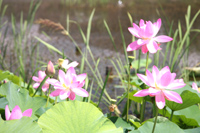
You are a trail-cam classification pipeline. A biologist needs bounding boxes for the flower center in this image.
[155,83,161,90]
[142,37,152,41]
[62,83,69,91]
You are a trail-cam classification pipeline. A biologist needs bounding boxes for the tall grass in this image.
[0,0,8,70]
[9,0,41,83]
[157,5,200,73]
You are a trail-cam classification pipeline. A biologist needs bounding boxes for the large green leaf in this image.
[38,100,123,133]
[173,105,200,127]
[184,127,200,133]
[0,70,23,86]
[131,116,184,133]
[160,105,200,127]
[0,97,8,109]
[0,117,41,133]
[0,82,46,113]
[166,85,200,111]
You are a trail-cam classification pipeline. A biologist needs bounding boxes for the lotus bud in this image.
[45,61,55,77]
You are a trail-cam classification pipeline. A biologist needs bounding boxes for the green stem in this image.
[140,97,146,122]
[170,110,174,121]
[32,75,48,97]
[55,96,58,104]
[126,64,131,122]
[140,52,149,122]
[46,84,51,107]
[137,50,141,74]
[145,52,149,75]
[152,107,159,133]
[153,99,156,117]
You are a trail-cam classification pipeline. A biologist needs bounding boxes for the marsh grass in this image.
[0,0,42,84]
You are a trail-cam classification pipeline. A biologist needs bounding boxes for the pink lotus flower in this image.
[5,105,32,120]
[50,67,89,100]
[127,18,173,54]
[192,82,200,93]
[58,58,79,69]
[134,66,186,109]
[32,71,57,92]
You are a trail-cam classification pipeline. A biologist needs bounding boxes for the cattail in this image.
[35,19,68,35]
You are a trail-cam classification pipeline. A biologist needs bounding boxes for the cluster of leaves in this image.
[0,70,123,132]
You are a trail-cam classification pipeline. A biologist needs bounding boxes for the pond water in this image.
[2,0,200,115]
[3,0,200,61]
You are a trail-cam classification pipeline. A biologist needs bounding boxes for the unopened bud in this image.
[45,61,55,77]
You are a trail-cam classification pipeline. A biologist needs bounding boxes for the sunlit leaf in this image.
[0,82,46,113]
[38,100,123,133]
[0,70,23,85]
[0,117,41,133]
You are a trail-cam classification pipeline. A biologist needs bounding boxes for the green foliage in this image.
[160,105,200,128]
[0,70,23,86]
[166,85,200,111]
[0,117,41,133]
[132,117,184,133]
[0,97,8,109]
[0,82,46,113]
[128,90,143,103]
[110,117,135,132]
[38,100,123,132]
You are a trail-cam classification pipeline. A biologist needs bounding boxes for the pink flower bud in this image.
[45,61,55,77]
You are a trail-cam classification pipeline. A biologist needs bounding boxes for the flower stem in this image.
[140,52,149,122]
[33,75,49,97]
[140,97,146,122]
[145,52,149,75]
[55,96,57,104]
[126,63,131,122]
[152,107,159,133]
[46,84,51,107]
[137,50,141,74]
[170,110,174,121]
[152,99,156,117]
